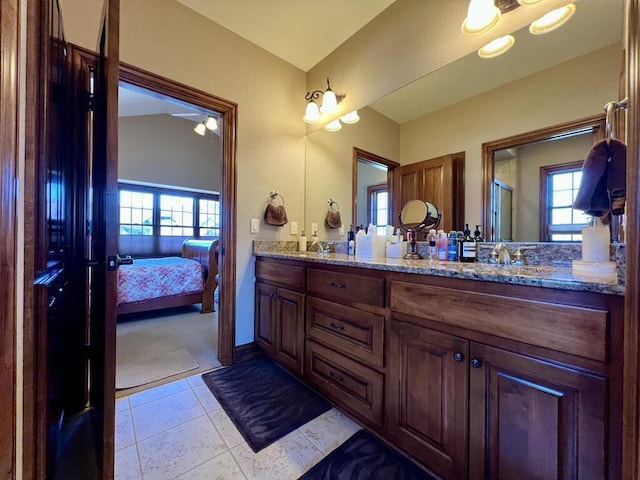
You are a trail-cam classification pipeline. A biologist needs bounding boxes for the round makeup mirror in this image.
[399,200,441,259]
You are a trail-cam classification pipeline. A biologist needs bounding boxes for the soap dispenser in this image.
[298,230,307,252]
[459,224,476,263]
[473,225,485,242]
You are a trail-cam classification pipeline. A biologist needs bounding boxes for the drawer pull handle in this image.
[330,282,347,289]
[330,322,346,331]
[329,371,345,383]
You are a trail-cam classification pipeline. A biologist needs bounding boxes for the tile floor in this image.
[115,371,361,480]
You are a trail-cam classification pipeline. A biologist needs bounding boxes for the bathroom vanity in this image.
[254,250,623,480]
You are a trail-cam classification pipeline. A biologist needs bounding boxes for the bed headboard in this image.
[182,239,219,280]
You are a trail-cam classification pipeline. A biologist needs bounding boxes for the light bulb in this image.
[324,119,342,132]
[461,0,501,35]
[340,111,360,124]
[529,4,576,35]
[194,122,206,136]
[303,101,320,123]
[478,34,515,58]
[205,116,218,130]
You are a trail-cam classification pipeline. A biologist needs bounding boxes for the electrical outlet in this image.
[339,225,345,235]
[250,218,259,233]
[311,222,318,235]
[290,221,298,235]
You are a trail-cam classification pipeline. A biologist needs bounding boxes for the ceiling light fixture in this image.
[324,119,342,132]
[478,34,515,58]
[303,77,339,123]
[529,3,576,35]
[461,0,501,35]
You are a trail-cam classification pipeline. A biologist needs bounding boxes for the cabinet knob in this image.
[470,358,481,368]
[271,293,278,299]
[453,352,464,362]
[330,322,346,331]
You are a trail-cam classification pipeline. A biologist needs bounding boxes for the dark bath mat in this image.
[298,430,438,480]
[201,358,331,452]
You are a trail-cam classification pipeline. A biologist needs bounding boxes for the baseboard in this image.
[234,342,264,363]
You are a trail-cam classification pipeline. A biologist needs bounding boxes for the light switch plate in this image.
[250,218,259,233]
[290,221,298,235]
[339,225,345,235]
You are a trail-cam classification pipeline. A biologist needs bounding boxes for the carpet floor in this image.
[298,429,438,480]
[202,357,332,452]
[116,304,221,396]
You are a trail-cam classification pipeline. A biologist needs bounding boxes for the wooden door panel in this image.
[276,288,305,375]
[254,282,277,355]
[387,320,468,480]
[469,343,607,480]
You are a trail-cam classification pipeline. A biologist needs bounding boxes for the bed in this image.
[116,239,219,315]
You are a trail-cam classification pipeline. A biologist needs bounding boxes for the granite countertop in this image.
[254,250,625,296]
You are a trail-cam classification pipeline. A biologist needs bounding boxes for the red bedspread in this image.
[117,257,204,305]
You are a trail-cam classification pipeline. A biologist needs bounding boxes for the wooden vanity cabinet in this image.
[254,260,305,376]
[388,276,622,480]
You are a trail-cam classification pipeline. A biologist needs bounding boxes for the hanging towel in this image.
[573,138,627,219]
[325,200,341,229]
[264,193,288,226]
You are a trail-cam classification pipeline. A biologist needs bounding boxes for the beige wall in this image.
[400,44,620,231]
[119,114,221,191]
[60,0,307,345]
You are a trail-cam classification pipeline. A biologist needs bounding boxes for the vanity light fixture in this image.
[461,0,501,35]
[340,110,360,124]
[529,3,576,35]
[205,116,218,131]
[303,77,339,123]
[478,34,515,58]
[194,121,206,136]
[324,119,342,132]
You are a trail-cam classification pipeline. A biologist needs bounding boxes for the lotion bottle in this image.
[298,231,307,252]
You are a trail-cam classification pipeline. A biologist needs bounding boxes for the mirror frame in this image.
[352,147,400,231]
[481,113,606,242]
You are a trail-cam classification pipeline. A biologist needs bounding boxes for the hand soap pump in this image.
[473,225,485,242]
[459,224,476,263]
[299,230,307,252]
[348,225,356,255]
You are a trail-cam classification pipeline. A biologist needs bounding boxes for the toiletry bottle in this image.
[395,228,403,243]
[474,225,485,242]
[427,229,437,260]
[348,225,356,255]
[448,231,458,261]
[460,224,476,263]
[299,230,307,252]
[437,230,448,261]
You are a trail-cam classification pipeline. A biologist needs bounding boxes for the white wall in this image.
[119,114,221,191]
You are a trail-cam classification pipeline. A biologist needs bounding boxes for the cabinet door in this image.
[468,343,607,480]
[387,320,468,480]
[254,281,277,356]
[275,288,305,375]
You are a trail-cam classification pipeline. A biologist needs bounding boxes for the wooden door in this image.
[468,343,607,480]
[275,288,305,375]
[393,152,464,233]
[386,320,468,480]
[255,281,277,356]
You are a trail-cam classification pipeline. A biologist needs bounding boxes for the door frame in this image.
[0,0,20,476]
[119,63,237,366]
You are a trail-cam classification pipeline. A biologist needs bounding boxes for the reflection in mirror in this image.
[353,148,399,233]
[482,114,605,242]
[398,199,441,259]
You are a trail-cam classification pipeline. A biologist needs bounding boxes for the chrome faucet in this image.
[491,242,512,265]
[311,239,329,256]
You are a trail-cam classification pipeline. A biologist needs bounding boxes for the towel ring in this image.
[604,97,628,143]
[328,199,340,211]
[269,191,285,205]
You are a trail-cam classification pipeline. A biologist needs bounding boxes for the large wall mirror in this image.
[303,0,623,242]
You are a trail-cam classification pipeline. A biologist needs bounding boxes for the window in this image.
[367,183,388,235]
[119,183,219,238]
[541,161,589,242]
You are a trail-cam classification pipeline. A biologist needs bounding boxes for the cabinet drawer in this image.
[306,297,384,368]
[307,268,384,307]
[306,340,384,426]
[390,280,609,363]
[256,260,304,290]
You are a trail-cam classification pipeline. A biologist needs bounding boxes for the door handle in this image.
[106,254,134,271]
